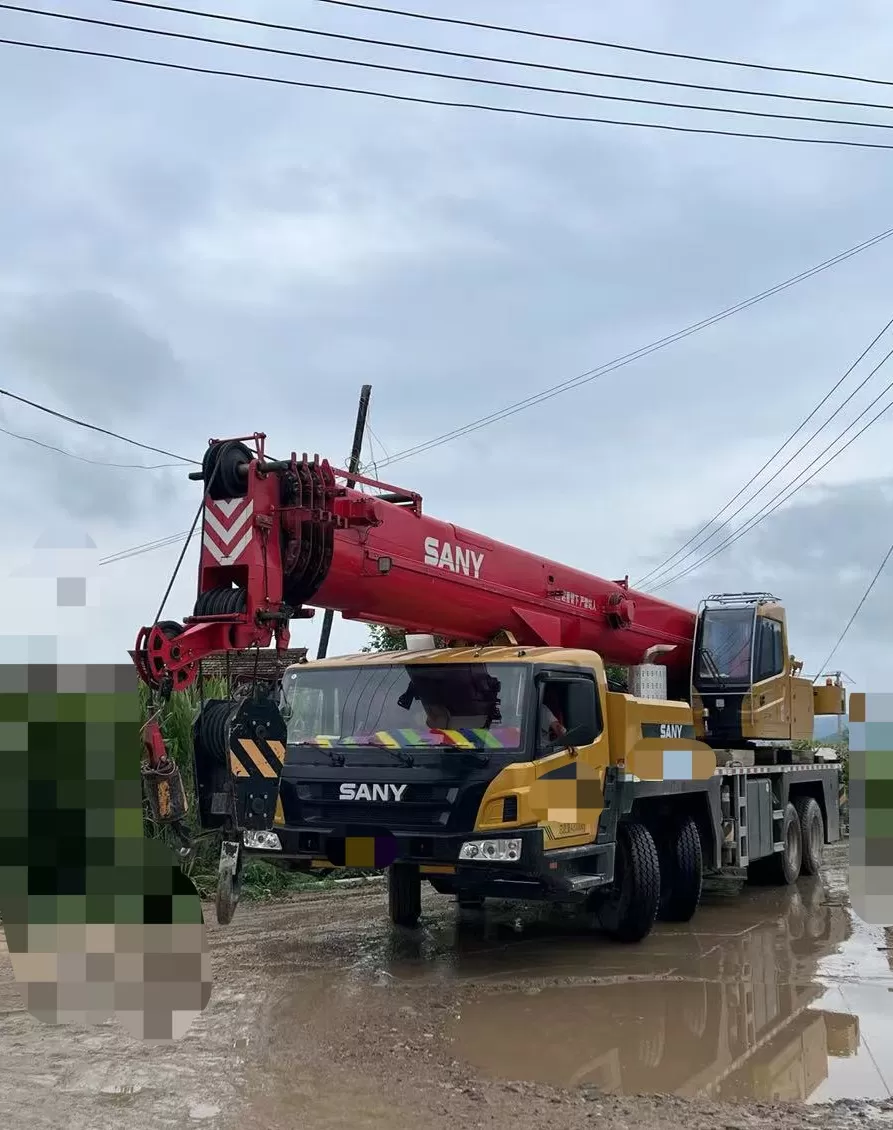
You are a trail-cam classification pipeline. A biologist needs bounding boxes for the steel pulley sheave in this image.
[201,440,254,501]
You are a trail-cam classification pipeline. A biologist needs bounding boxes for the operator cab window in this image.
[753,617,784,683]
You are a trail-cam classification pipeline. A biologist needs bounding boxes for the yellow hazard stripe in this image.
[238,738,277,779]
[229,751,249,777]
[442,729,474,748]
[274,797,285,825]
[267,740,286,765]
[375,730,401,749]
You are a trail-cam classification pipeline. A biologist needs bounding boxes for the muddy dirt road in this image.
[2,841,893,1130]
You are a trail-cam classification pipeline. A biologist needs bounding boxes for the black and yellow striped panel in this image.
[228,735,286,780]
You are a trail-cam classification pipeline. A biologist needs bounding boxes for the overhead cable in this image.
[107,0,893,116]
[7,5,893,133]
[0,387,197,463]
[307,0,893,92]
[376,226,893,469]
[636,309,893,588]
[650,366,893,590]
[5,37,893,150]
[813,537,893,677]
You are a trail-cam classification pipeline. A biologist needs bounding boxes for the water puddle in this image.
[270,852,892,1104]
[436,876,893,1102]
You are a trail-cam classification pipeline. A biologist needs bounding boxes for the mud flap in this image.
[225,697,288,831]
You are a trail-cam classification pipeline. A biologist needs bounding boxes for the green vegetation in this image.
[139,676,367,902]
[793,730,849,809]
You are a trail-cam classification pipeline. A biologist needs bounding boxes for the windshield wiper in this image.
[699,647,727,689]
[290,740,346,767]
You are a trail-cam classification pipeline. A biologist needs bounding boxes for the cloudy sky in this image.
[1,0,892,696]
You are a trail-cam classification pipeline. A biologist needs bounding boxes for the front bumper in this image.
[243,824,615,897]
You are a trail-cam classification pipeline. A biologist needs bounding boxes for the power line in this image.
[9,5,893,134]
[0,387,197,463]
[308,0,893,92]
[650,370,893,591]
[0,423,186,468]
[99,529,193,565]
[813,536,893,677]
[376,225,893,470]
[89,224,893,567]
[107,0,893,117]
[636,309,893,588]
[5,36,893,150]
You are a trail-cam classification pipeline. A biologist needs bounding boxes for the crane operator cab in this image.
[690,592,832,752]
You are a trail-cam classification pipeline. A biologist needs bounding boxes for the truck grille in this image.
[289,780,486,832]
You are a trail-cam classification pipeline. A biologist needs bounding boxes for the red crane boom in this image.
[133,435,696,692]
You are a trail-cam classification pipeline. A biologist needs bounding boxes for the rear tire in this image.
[658,815,703,922]
[794,795,824,876]
[748,802,802,886]
[597,822,660,944]
[388,862,421,927]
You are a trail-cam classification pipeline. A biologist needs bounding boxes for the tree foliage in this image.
[362,624,408,652]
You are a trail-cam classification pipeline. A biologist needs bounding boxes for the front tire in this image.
[658,815,703,922]
[388,862,421,927]
[597,822,660,944]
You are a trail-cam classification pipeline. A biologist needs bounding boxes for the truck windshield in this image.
[282,662,528,752]
[696,607,754,684]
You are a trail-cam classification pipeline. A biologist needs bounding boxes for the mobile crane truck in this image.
[133,434,845,943]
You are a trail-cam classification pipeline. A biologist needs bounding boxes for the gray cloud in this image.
[655,478,893,673]
[3,289,180,412]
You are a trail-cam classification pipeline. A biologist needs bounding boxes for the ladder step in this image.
[772,809,784,819]
[568,874,609,892]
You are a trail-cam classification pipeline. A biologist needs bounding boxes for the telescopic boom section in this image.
[132,435,696,692]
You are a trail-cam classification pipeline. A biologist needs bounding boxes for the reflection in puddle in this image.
[438,877,893,1102]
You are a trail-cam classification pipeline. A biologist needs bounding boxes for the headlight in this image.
[243,830,282,851]
[459,838,522,862]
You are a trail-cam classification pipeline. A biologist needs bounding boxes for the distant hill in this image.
[814,714,848,739]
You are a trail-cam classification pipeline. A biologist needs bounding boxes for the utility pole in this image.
[316,384,372,660]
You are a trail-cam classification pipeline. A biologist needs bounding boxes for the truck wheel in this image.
[794,796,824,876]
[597,822,660,944]
[748,802,802,886]
[388,862,421,927]
[658,815,703,922]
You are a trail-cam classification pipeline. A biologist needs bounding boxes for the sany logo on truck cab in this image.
[340,783,407,802]
[424,536,484,579]
[641,721,696,740]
